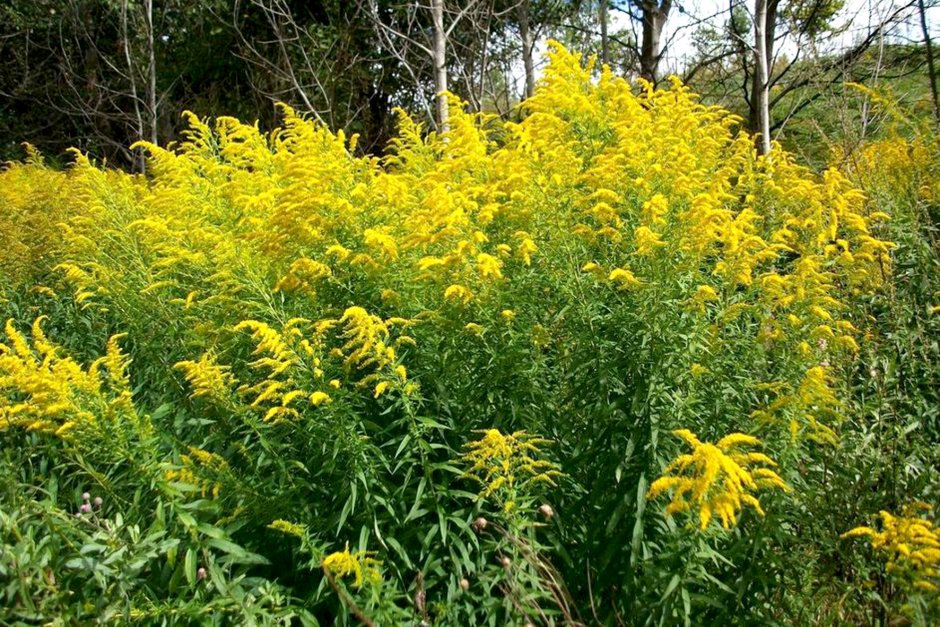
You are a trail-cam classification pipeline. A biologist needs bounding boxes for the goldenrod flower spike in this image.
[165,446,230,499]
[321,543,382,588]
[174,352,235,401]
[1,317,148,440]
[460,429,562,504]
[268,519,306,539]
[648,429,789,531]
[842,503,940,594]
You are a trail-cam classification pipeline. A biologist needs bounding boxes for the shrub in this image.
[1,43,936,624]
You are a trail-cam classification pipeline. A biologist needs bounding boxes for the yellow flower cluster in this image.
[268,519,307,538]
[0,44,898,538]
[231,318,331,422]
[461,429,562,512]
[165,446,230,498]
[173,352,235,402]
[0,148,70,290]
[647,429,789,530]
[842,504,940,594]
[751,365,842,444]
[321,543,382,588]
[171,306,416,425]
[0,317,148,441]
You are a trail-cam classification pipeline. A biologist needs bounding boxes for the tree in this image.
[0,0,263,166]
[518,0,537,98]
[754,0,773,154]
[431,0,449,130]
[916,0,939,126]
[634,0,674,83]
[233,0,400,152]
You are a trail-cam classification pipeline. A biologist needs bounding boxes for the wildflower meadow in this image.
[1,44,939,625]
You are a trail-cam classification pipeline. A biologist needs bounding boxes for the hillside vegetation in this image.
[1,45,938,625]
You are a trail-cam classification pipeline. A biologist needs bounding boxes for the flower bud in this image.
[197,567,207,581]
[499,555,511,568]
[82,492,90,501]
[538,503,554,518]
[459,578,470,591]
[93,496,103,508]
[80,503,91,513]
[472,516,488,532]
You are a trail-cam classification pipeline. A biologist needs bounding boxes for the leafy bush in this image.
[1,44,937,624]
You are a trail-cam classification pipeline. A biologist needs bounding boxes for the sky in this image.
[604,0,939,75]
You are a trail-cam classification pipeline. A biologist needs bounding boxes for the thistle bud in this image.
[499,555,511,568]
[80,503,91,513]
[82,492,90,501]
[197,567,207,581]
[459,578,470,591]
[538,503,554,518]
[472,516,488,532]
[93,496,103,508]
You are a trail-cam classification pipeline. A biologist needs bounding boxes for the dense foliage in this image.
[1,45,938,625]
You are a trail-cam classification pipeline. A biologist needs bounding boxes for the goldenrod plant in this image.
[647,429,789,530]
[843,504,940,619]
[0,44,937,624]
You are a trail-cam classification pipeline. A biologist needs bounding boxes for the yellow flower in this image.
[460,429,562,504]
[642,193,669,225]
[694,285,719,303]
[842,503,940,594]
[516,233,538,266]
[174,352,234,401]
[581,261,604,277]
[309,391,331,406]
[476,253,503,280]
[374,381,390,398]
[633,226,666,255]
[444,284,473,305]
[608,267,642,290]
[362,228,398,260]
[274,257,332,293]
[464,322,485,336]
[648,429,789,530]
[335,307,396,371]
[321,543,381,588]
[500,309,516,322]
[165,447,229,498]
[268,519,306,538]
[0,318,148,442]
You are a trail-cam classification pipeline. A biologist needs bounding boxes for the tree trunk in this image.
[753,0,773,155]
[121,0,145,171]
[431,0,449,132]
[599,0,609,66]
[917,0,940,127]
[639,1,672,84]
[144,0,157,146]
[519,0,536,99]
